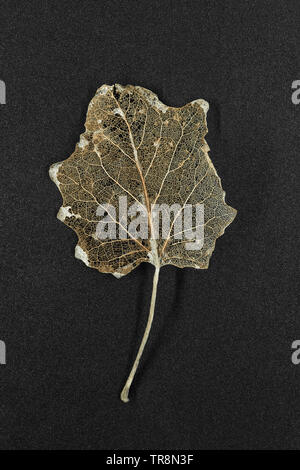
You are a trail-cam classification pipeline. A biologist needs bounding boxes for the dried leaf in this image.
[49,84,236,402]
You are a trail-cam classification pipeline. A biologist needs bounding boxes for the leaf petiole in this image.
[120,265,160,403]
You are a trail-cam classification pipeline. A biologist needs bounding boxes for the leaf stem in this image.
[120,265,160,403]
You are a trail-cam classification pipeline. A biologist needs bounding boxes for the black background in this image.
[0,0,299,450]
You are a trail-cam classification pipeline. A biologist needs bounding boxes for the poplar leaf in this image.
[49,84,236,402]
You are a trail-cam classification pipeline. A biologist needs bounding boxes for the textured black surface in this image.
[0,0,299,450]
